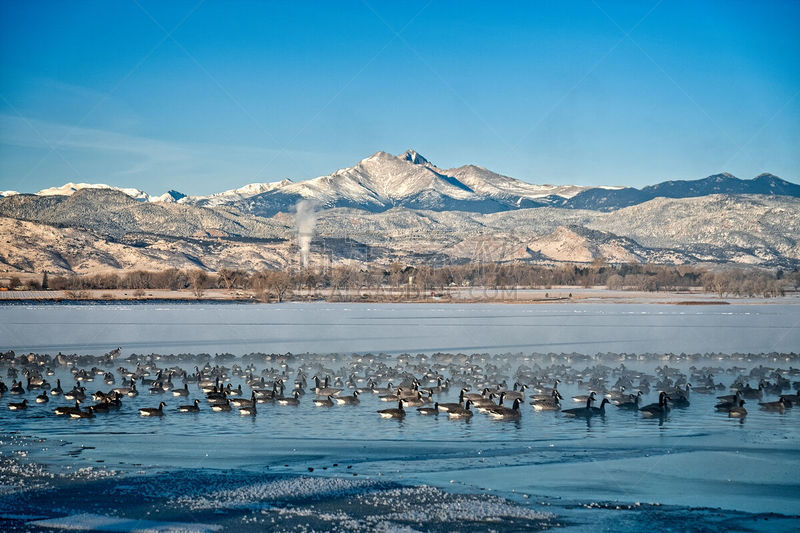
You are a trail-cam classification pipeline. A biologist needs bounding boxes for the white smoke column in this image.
[294,200,317,268]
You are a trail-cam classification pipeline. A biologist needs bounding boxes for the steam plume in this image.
[294,200,317,268]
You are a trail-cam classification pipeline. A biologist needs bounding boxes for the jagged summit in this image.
[400,149,431,166]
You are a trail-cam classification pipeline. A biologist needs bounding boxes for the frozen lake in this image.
[1,302,799,531]
[1,301,799,355]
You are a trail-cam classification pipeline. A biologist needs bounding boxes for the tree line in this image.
[5,262,792,300]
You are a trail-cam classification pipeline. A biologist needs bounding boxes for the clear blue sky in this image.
[1,0,798,195]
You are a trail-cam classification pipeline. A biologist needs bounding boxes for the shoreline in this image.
[1,287,797,305]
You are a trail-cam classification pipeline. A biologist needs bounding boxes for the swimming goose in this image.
[571,391,596,404]
[370,382,395,395]
[172,383,190,397]
[401,391,426,407]
[377,399,406,418]
[36,390,49,403]
[54,401,81,416]
[531,390,562,411]
[739,384,763,400]
[759,398,786,413]
[715,392,742,411]
[276,390,301,406]
[563,397,608,417]
[69,405,94,418]
[487,398,522,420]
[437,390,466,412]
[8,399,27,410]
[728,399,747,418]
[178,399,201,412]
[230,391,257,408]
[503,384,528,401]
[64,386,86,401]
[417,402,439,415]
[335,391,360,405]
[10,380,25,395]
[313,395,335,407]
[239,401,257,416]
[313,376,342,397]
[211,399,232,412]
[70,406,95,419]
[464,388,490,402]
[640,392,670,417]
[50,379,63,396]
[615,391,643,410]
[447,399,473,419]
[139,401,166,416]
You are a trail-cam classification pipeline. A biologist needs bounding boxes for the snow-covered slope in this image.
[179,179,292,206]
[36,182,152,202]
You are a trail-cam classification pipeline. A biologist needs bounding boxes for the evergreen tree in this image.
[41,272,48,290]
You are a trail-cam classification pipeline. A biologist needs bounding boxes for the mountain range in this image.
[0,150,798,274]
[6,149,797,215]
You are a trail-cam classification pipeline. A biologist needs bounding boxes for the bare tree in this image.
[189,269,209,298]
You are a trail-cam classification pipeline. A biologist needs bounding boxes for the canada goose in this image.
[239,401,257,416]
[377,399,406,418]
[615,391,643,410]
[70,406,95,419]
[447,399,473,419]
[759,398,786,413]
[211,399,232,412]
[562,397,605,417]
[139,401,166,416]
[739,384,763,400]
[503,384,527,401]
[313,395,335,407]
[437,389,466,412]
[50,379,63,395]
[335,391,360,405]
[640,392,670,417]
[728,399,747,418]
[487,398,522,420]
[370,382,395,395]
[313,376,342,397]
[92,400,111,413]
[276,390,301,406]
[531,390,562,411]
[55,401,81,416]
[417,402,439,415]
[8,399,27,410]
[230,391,256,408]
[669,384,691,407]
[10,380,25,395]
[36,390,49,403]
[402,391,426,407]
[715,392,742,411]
[534,379,561,396]
[178,399,201,412]
[64,386,86,401]
[464,388,490,401]
[571,391,596,404]
[172,383,190,397]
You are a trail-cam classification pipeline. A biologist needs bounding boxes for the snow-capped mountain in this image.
[232,149,590,216]
[4,150,798,216]
[35,182,153,202]
[179,179,293,206]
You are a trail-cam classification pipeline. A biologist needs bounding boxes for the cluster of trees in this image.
[26,261,798,300]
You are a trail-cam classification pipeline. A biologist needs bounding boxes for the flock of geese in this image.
[2,351,799,424]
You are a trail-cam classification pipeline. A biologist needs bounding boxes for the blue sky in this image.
[1,0,798,195]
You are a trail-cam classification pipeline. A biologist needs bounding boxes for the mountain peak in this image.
[400,149,431,166]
